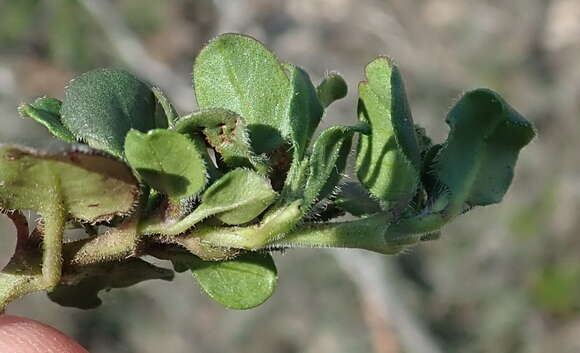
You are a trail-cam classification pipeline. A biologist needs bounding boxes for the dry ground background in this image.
[1,1,580,352]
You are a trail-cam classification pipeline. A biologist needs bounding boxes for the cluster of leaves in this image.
[0,33,535,310]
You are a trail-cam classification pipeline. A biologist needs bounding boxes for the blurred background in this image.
[0,0,579,352]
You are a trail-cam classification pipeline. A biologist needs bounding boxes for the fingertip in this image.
[0,315,89,353]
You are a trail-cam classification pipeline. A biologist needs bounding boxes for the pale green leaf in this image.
[188,253,277,310]
[124,129,207,199]
[0,145,140,222]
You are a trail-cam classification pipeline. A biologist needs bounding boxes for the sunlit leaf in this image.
[356,57,421,204]
[61,68,160,158]
[193,34,292,154]
[125,129,207,199]
[18,97,76,143]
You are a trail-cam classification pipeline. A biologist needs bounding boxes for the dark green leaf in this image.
[356,57,421,204]
[18,97,76,143]
[124,129,207,199]
[334,182,382,217]
[61,68,159,158]
[193,34,292,154]
[188,253,277,310]
[317,72,348,108]
[48,259,173,309]
[435,89,536,207]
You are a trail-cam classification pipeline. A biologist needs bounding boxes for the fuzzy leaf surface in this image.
[19,97,76,143]
[304,126,358,208]
[125,129,207,199]
[193,34,292,154]
[61,68,160,158]
[152,86,179,128]
[0,145,140,222]
[356,57,421,203]
[175,109,267,174]
[188,253,277,310]
[284,63,324,160]
[317,72,348,108]
[334,182,382,217]
[435,89,536,207]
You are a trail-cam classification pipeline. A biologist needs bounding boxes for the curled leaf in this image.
[18,97,76,143]
[356,57,421,204]
[317,72,348,108]
[175,109,268,174]
[48,259,174,309]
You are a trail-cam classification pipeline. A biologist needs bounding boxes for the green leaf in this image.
[0,145,140,222]
[388,89,535,237]
[356,57,421,204]
[198,168,277,225]
[193,34,292,154]
[435,89,536,207]
[175,109,268,174]
[152,86,179,128]
[188,253,277,310]
[284,63,324,160]
[303,126,359,208]
[317,72,348,108]
[124,129,207,199]
[47,259,173,309]
[141,168,277,234]
[334,182,382,217]
[18,97,76,143]
[61,68,159,158]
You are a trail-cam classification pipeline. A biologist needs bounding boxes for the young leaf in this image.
[61,68,160,158]
[141,168,277,234]
[435,89,536,208]
[317,72,348,108]
[124,129,207,199]
[356,57,421,204]
[284,63,324,160]
[303,126,359,208]
[18,97,76,143]
[197,168,277,225]
[152,86,179,128]
[193,34,292,154]
[0,145,140,222]
[175,109,268,174]
[188,253,277,310]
